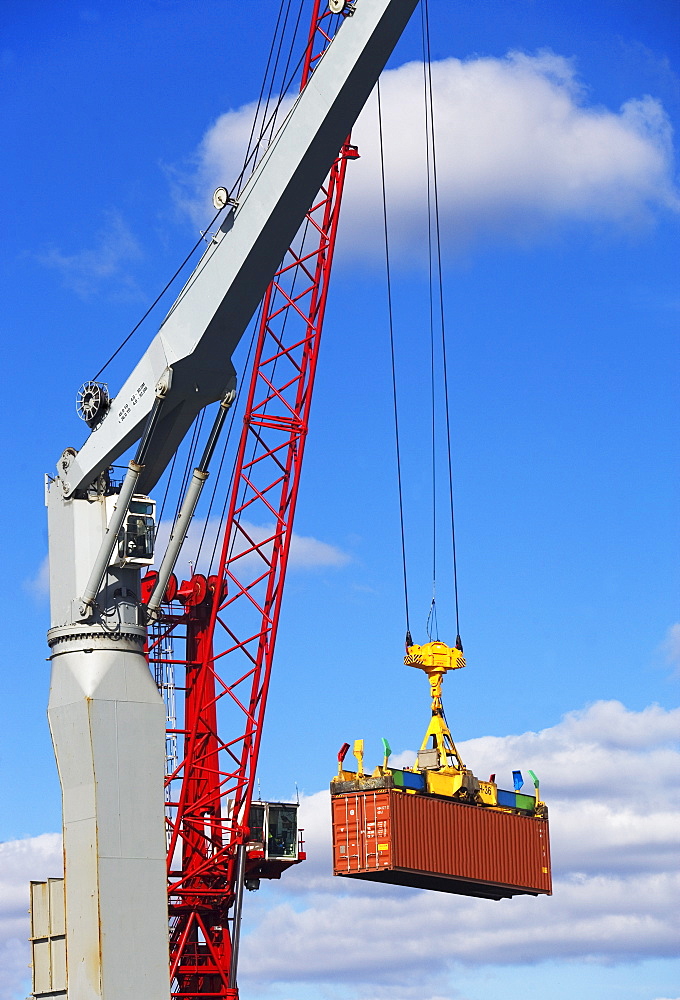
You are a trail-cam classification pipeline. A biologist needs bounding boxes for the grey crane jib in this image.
[62,0,419,499]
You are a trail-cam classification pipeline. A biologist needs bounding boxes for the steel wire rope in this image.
[422,0,438,642]
[167,46,314,325]
[241,0,290,183]
[91,208,223,382]
[260,0,305,153]
[423,0,462,644]
[193,303,264,574]
[208,214,313,579]
[255,0,295,160]
[203,8,346,578]
[152,6,342,581]
[100,13,307,382]
[165,22,327,329]
[90,4,330,384]
[188,8,339,578]
[234,10,322,199]
[171,407,206,544]
[276,1,307,114]
[377,79,411,643]
[232,6,343,200]
[155,450,178,539]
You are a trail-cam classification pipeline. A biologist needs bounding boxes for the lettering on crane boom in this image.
[118,382,148,422]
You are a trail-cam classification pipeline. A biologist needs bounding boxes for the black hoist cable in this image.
[377,79,411,646]
[241,0,290,185]
[92,0,338,388]
[422,1,438,642]
[91,209,222,382]
[422,0,462,644]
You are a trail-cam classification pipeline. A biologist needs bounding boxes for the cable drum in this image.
[76,381,110,428]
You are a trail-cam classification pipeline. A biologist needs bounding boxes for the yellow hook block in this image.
[405,641,465,701]
[404,640,466,673]
[405,640,468,772]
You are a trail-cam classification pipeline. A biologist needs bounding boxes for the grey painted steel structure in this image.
[42,2,418,997]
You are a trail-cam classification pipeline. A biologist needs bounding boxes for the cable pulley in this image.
[76,381,110,428]
[212,187,238,211]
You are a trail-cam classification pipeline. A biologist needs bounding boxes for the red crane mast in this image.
[144,5,356,996]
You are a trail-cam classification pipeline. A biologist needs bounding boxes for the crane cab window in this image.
[108,494,156,567]
[248,804,266,850]
[266,804,297,859]
[247,801,298,860]
[121,502,155,562]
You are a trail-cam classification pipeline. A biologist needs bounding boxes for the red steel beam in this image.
[145,4,357,996]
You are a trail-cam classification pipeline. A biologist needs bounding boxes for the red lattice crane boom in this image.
[146,5,357,996]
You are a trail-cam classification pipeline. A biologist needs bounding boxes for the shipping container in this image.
[332,788,551,900]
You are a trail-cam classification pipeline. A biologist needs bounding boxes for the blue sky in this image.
[1,2,678,999]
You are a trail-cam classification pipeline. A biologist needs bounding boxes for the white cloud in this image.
[172,95,295,228]
[0,834,62,1000]
[155,515,350,579]
[24,515,348,608]
[22,555,49,600]
[178,52,678,257]
[38,209,143,298]
[236,700,680,992]
[661,623,680,675]
[4,703,677,998]
[286,528,350,569]
[389,748,418,769]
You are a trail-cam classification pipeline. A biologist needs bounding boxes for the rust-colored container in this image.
[332,788,551,899]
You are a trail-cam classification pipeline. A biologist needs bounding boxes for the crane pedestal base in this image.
[47,625,170,999]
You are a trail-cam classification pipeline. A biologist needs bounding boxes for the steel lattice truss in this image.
[144,5,356,996]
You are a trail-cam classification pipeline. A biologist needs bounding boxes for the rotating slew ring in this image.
[76,381,110,428]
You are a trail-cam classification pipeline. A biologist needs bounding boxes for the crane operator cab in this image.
[104,493,156,568]
[244,801,306,889]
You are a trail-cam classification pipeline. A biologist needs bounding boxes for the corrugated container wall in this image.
[332,789,551,899]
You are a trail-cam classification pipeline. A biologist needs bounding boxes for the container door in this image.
[362,791,392,871]
[332,794,362,872]
[332,792,393,874]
